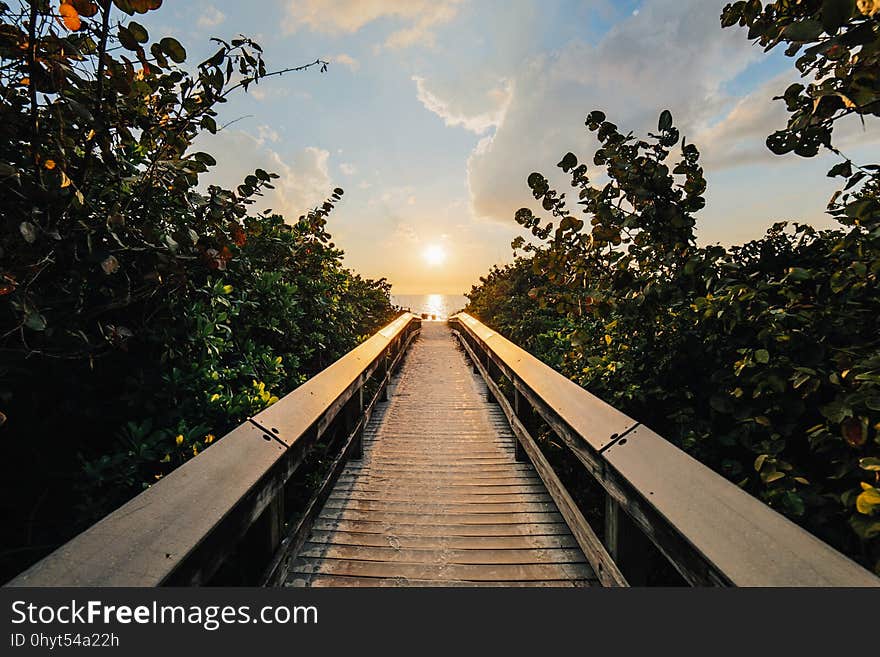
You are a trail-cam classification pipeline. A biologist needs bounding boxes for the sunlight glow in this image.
[423,244,447,266]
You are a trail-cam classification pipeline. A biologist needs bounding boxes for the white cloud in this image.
[269,146,334,217]
[458,0,767,223]
[255,124,280,145]
[197,6,225,29]
[413,75,512,134]
[333,53,360,71]
[340,162,357,175]
[196,130,335,219]
[283,0,463,49]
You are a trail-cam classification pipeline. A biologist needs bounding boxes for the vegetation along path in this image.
[287,322,596,587]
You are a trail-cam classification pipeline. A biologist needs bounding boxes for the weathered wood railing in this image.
[7,313,422,587]
[449,312,879,587]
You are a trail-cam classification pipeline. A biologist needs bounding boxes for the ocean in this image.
[391,294,469,320]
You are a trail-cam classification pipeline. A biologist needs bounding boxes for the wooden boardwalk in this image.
[287,322,597,587]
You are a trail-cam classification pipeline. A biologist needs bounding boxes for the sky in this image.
[139,0,879,294]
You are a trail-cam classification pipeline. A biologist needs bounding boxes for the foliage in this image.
[0,1,396,579]
[468,2,880,573]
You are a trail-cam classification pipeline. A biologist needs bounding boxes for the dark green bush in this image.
[468,1,880,573]
[0,0,396,580]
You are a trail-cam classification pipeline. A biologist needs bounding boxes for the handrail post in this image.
[604,494,650,585]
[380,351,390,402]
[349,384,365,460]
[512,388,527,462]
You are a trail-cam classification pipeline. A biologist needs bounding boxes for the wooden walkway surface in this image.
[287,322,597,587]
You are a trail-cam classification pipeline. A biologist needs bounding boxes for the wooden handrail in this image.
[449,312,879,587]
[7,313,422,587]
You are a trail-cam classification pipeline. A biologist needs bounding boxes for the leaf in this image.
[859,457,880,471]
[19,222,36,243]
[782,19,824,42]
[128,21,149,43]
[822,0,855,34]
[658,109,673,132]
[841,417,867,447]
[827,161,852,178]
[160,37,186,63]
[71,1,99,18]
[755,348,770,364]
[786,267,811,281]
[59,3,82,31]
[101,255,120,275]
[754,454,768,471]
[24,311,47,331]
[557,152,578,172]
[856,484,880,515]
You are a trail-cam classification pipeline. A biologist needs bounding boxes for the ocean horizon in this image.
[391,294,469,319]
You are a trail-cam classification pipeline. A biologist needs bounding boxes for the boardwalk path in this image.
[287,322,597,587]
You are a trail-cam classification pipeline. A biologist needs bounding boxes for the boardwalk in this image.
[287,322,597,587]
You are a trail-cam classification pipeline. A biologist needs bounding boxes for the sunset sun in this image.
[423,244,447,266]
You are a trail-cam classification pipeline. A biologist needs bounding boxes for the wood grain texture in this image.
[287,322,597,587]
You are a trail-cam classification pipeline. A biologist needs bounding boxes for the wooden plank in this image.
[327,492,553,504]
[290,557,595,582]
[288,575,589,587]
[306,530,579,550]
[320,500,559,514]
[318,509,565,525]
[329,484,549,495]
[309,519,574,537]
[298,543,587,565]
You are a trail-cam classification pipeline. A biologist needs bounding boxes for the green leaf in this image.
[24,311,47,331]
[763,471,786,483]
[557,152,578,172]
[658,109,673,132]
[786,267,812,281]
[821,0,854,35]
[860,457,880,472]
[782,19,824,42]
[160,37,187,63]
[755,348,770,364]
[754,454,768,471]
[128,21,149,44]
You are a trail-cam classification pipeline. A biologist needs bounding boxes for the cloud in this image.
[339,162,357,175]
[454,0,770,224]
[283,0,463,49]
[196,129,335,219]
[255,125,280,145]
[268,146,334,217]
[333,53,360,71]
[197,6,225,29]
[413,75,512,134]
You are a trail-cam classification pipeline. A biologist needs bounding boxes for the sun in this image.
[423,244,447,266]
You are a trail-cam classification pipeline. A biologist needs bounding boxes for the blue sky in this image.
[139,1,878,294]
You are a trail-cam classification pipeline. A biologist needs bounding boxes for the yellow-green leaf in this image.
[856,485,880,515]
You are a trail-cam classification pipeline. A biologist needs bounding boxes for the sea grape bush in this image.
[467,1,880,573]
[0,1,396,579]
